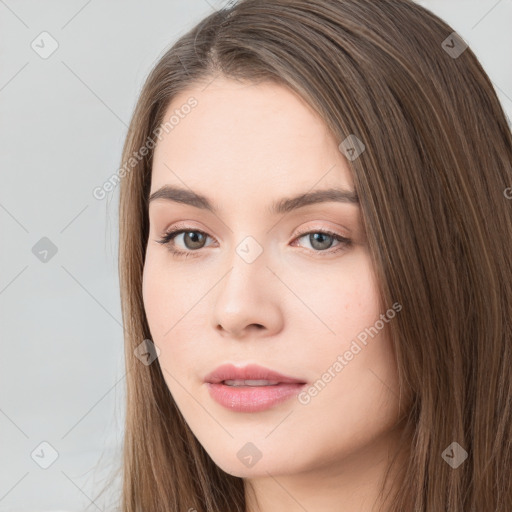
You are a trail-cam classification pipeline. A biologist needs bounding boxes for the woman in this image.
[113,0,512,510]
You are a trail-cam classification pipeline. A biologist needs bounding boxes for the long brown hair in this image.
[110,1,512,510]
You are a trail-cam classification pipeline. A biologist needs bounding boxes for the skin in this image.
[142,76,407,512]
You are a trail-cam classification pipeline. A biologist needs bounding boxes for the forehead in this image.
[150,77,354,199]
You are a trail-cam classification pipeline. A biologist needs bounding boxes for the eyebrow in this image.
[148,185,359,215]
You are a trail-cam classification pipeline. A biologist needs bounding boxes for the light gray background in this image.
[0,1,510,510]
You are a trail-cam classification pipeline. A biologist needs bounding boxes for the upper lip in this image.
[204,363,307,384]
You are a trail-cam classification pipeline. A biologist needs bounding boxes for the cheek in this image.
[141,253,207,375]
[337,253,382,340]
[288,250,382,348]
[293,251,397,404]
[142,252,192,337]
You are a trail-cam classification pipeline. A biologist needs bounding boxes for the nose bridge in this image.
[219,234,268,303]
[212,233,281,336]
[235,233,266,266]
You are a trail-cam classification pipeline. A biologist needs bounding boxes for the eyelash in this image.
[156,224,352,259]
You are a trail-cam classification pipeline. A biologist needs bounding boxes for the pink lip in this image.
[204,363,307,413]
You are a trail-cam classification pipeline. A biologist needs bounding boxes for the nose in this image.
[211,249,283,339]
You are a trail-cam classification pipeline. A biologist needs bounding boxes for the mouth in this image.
[204,364,307,412]
[204,363,307,385]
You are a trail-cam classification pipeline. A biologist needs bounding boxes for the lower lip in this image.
[206,382,307,412]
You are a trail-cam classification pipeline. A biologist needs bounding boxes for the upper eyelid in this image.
[160,218,351,237]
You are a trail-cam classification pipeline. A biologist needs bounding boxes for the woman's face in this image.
[143,77,403,480]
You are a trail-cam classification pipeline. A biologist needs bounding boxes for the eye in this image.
[292,228,352,254]
[156,225,352,258]
[156,227,213,258]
